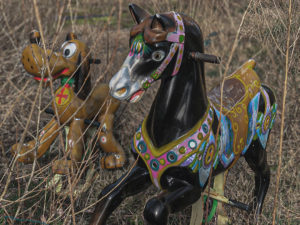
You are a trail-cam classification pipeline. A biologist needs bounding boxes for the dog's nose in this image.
[30,30,41,44]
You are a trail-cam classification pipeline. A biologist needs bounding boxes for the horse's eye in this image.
[61,42,77,58]
[151,50,165,62]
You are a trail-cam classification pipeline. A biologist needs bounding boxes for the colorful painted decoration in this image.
[132,106,213,188]
[90,4,277,225]
[11,30,125,173]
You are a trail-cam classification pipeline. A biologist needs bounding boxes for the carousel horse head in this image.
[109,4,218,103]
[22,30,100,98]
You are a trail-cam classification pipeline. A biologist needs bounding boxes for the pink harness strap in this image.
[142,12,185,89]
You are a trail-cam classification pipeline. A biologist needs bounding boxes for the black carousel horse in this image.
[90,4,277,225]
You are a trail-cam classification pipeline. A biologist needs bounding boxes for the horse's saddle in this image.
[208,59,261,156]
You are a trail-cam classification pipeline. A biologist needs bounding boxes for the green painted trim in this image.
[60,77,74,86]
[203,196,218,223]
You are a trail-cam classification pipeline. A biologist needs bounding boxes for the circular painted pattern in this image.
[159,158,166,165]
[236,107,242,113]
[138,141,147,153]
[151,72,160,80]
[136,132,141,140]
[144,153,150,160]
[202,124,209,134]
[179,146,186,154]
[143,81,150,89]
[100,136,107,143]
[150,159,160,171]
[188,140,197,150]
[198,132,203,140]
[55,86,72,106]
[262,113,271,134]
[204,144,215,168]
[167,151,177,163]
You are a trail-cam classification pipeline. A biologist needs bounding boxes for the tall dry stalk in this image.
[272,0,292,224]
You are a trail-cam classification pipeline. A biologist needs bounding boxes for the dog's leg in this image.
[98,98,125,169]
[52,118,85,174]
[11,118,59,163]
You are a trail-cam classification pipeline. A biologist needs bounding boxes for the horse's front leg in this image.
[90,158,151,225]
[11,118,59,163]
[144,174,202,225]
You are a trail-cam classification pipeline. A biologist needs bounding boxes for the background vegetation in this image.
[0,0,299,224]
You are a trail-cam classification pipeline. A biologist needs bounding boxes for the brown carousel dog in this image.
[11,30,125,173]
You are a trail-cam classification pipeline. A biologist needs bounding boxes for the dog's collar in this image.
[60,77,74,87]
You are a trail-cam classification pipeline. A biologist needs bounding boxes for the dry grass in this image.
[0,0,299,224]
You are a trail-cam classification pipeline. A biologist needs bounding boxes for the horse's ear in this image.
[66,32,77,41]
[151,14,165,31]
[129,3,150,24]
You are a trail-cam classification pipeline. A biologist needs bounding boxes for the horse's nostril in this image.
[116,88,127,96]
[31,66,34,70]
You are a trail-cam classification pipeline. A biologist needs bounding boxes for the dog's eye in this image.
[62,43,77,58]
[151,50,165,62]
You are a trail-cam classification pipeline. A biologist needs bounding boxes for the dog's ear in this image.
[66,32,77,41]
[74,53,91,99]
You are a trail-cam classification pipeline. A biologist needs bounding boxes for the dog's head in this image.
[22,30,100,83]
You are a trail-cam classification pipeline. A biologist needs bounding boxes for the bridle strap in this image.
[142,12,185,90]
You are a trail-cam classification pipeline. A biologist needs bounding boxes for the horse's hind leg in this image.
[244,139,270,215]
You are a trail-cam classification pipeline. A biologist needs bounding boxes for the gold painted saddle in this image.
[208,59,261,160]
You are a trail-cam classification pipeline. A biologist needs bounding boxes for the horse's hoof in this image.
[52,159,73,174]
[11,143,34,163]
[100,154,125,169]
